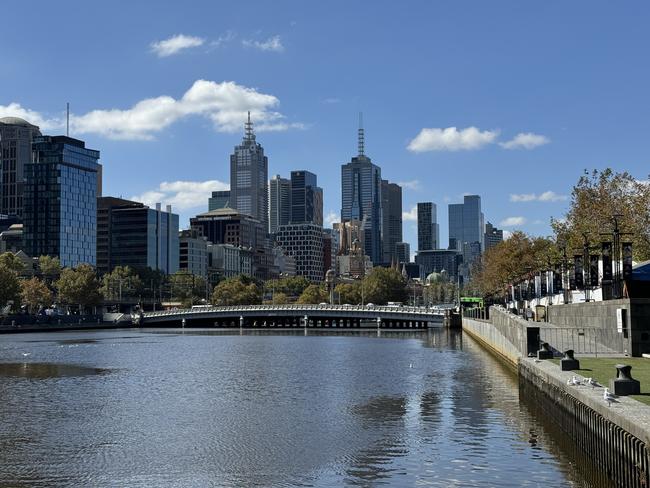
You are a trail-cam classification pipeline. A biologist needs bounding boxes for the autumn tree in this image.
[334,282,362,305]
[21,277,53,314]
[38,255,62,282]
[552,169,650,260]
[212,275,262,306]
[264,276,310,298]
[55,264,102,313]
[0,266,21,312]
[0,252,25,273]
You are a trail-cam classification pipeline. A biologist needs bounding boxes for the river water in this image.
[0,328,609,487]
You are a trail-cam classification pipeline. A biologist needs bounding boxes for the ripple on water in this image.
[0,363,111,379]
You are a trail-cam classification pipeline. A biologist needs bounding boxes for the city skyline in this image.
[2,1,650,257]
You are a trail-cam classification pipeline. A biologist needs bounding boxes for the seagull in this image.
[604,388,616,407]
[567,375,581,386]
[22,353,30,357]
[409,363,413,369]
[585,377,598,389]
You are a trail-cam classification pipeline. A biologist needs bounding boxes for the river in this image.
[0,328,609,487]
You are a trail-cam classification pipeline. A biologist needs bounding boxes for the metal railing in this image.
[539,327,626,356]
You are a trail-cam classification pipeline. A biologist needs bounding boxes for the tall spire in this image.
[358,111,364,157]
[245,111,255,141]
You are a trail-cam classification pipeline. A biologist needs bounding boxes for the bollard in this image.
[609,364,641,396]
[537,342,553,360]
[560,349,580,371]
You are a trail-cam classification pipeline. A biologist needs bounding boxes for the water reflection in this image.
[0,362,109,379]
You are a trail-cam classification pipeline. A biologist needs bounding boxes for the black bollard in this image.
[609,364,641,396]
[537,342,553,360]
[560,349,580,371]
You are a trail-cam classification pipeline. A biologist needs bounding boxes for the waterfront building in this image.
[340,117,382,264]
[269,175,291,234]
[23,136,100,267]
[417,202,439,251]
[395,242,410,265]
[179,229,208,278]
[415,249,460,280]
[97,197,179,275]
[484,221,504,251]
[290,170,323,226]
[229,113,268,229]
[381,180,402,265]
[0,117,41,218]
[208,190,231,212]
[275,223,324,282]
[206,243,253,283]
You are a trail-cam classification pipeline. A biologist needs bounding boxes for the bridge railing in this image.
[142,304,444,318]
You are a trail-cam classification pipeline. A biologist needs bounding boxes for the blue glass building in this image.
[23,136,100,267]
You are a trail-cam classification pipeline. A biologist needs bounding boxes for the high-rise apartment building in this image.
[448,195,484,252]
[275,223,324,282]
[97,197,179,275]
[208,190,230,212]
[290,170,323,226]
[0,117,41,218]
[484,221,504,251]
[269,175,290,234]
[23,136,100,267]
[417,202,439,251]
[340,118,382,264]
[229,113,268,229]
[381,180,402,265]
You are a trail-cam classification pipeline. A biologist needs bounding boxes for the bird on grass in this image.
[604,388,616,407]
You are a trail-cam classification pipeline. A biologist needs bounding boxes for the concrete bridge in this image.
[138,304,444,329]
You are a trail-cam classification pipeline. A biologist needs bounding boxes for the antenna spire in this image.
[245,111,255,141]
[358,112,365,156]
[66,102,70,137]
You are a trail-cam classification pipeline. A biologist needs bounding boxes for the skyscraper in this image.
[230,113,268,230]
[0,117,41,218]
[340,115,382,264]
[417,202,439,251]
[23,136,100,267]
[290,170,323,225]
[448,195,483,251]
[269,175,290,234]
[484,221,504,251]
[395,242,410,265]
[208,190,230,211]
[381,180,402,265]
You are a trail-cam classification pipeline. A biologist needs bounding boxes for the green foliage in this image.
[38,255,61,281]
[423,281,458,305]
[0,252,24,273]
[363,267,408,305]
[552,169,650,261]
[335,282,362,305]
[54,264,102,312]
[0,266,21,312]
[100,266,144,301]
[20,277,53,314]
[168,270,209,307]
[136,267,166,298]
[264,276,311,297]
[212,275,262,306]
[264,292,290,305]
[296,284,329,304]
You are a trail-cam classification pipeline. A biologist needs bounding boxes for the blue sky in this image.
[2,1,649,253]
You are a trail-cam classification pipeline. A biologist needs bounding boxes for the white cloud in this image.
[46,79,304,140]
[0,103,63,131]
[209,31,236,49]
[500,132,550,150]
[403,205,418,221]
[499,216,527,227]
[503,230,513,240]
[242,35,284,52]
[407,126,499,152]
[150,34,205,57]
[397,180,421,191]
[324,211,338,227]
[510,191,567,202]
[131,180,228,211]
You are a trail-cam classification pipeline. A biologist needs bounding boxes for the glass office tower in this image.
[23,136,100,267]
[290,170,323,225]
[269,175,291,234]
[417,202,438,251]
[381,180,402,265]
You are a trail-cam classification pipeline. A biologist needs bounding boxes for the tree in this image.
[168,271,209,308]
[137,267,166,299]
[363,267,408,305]
[335,282,362,305]
[55,264,102,313]
[0,266,21,312]
[552,169,650,261]
[38,255,61,282]
[264,292,290,305]
[212,275,262,305]
[21,277,53,314]
[296,284,329,304]
[0,252,25,273]
[264,276,311,297]
[100,266,143,301]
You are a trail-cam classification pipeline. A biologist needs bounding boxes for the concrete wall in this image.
[462,317,521,367]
